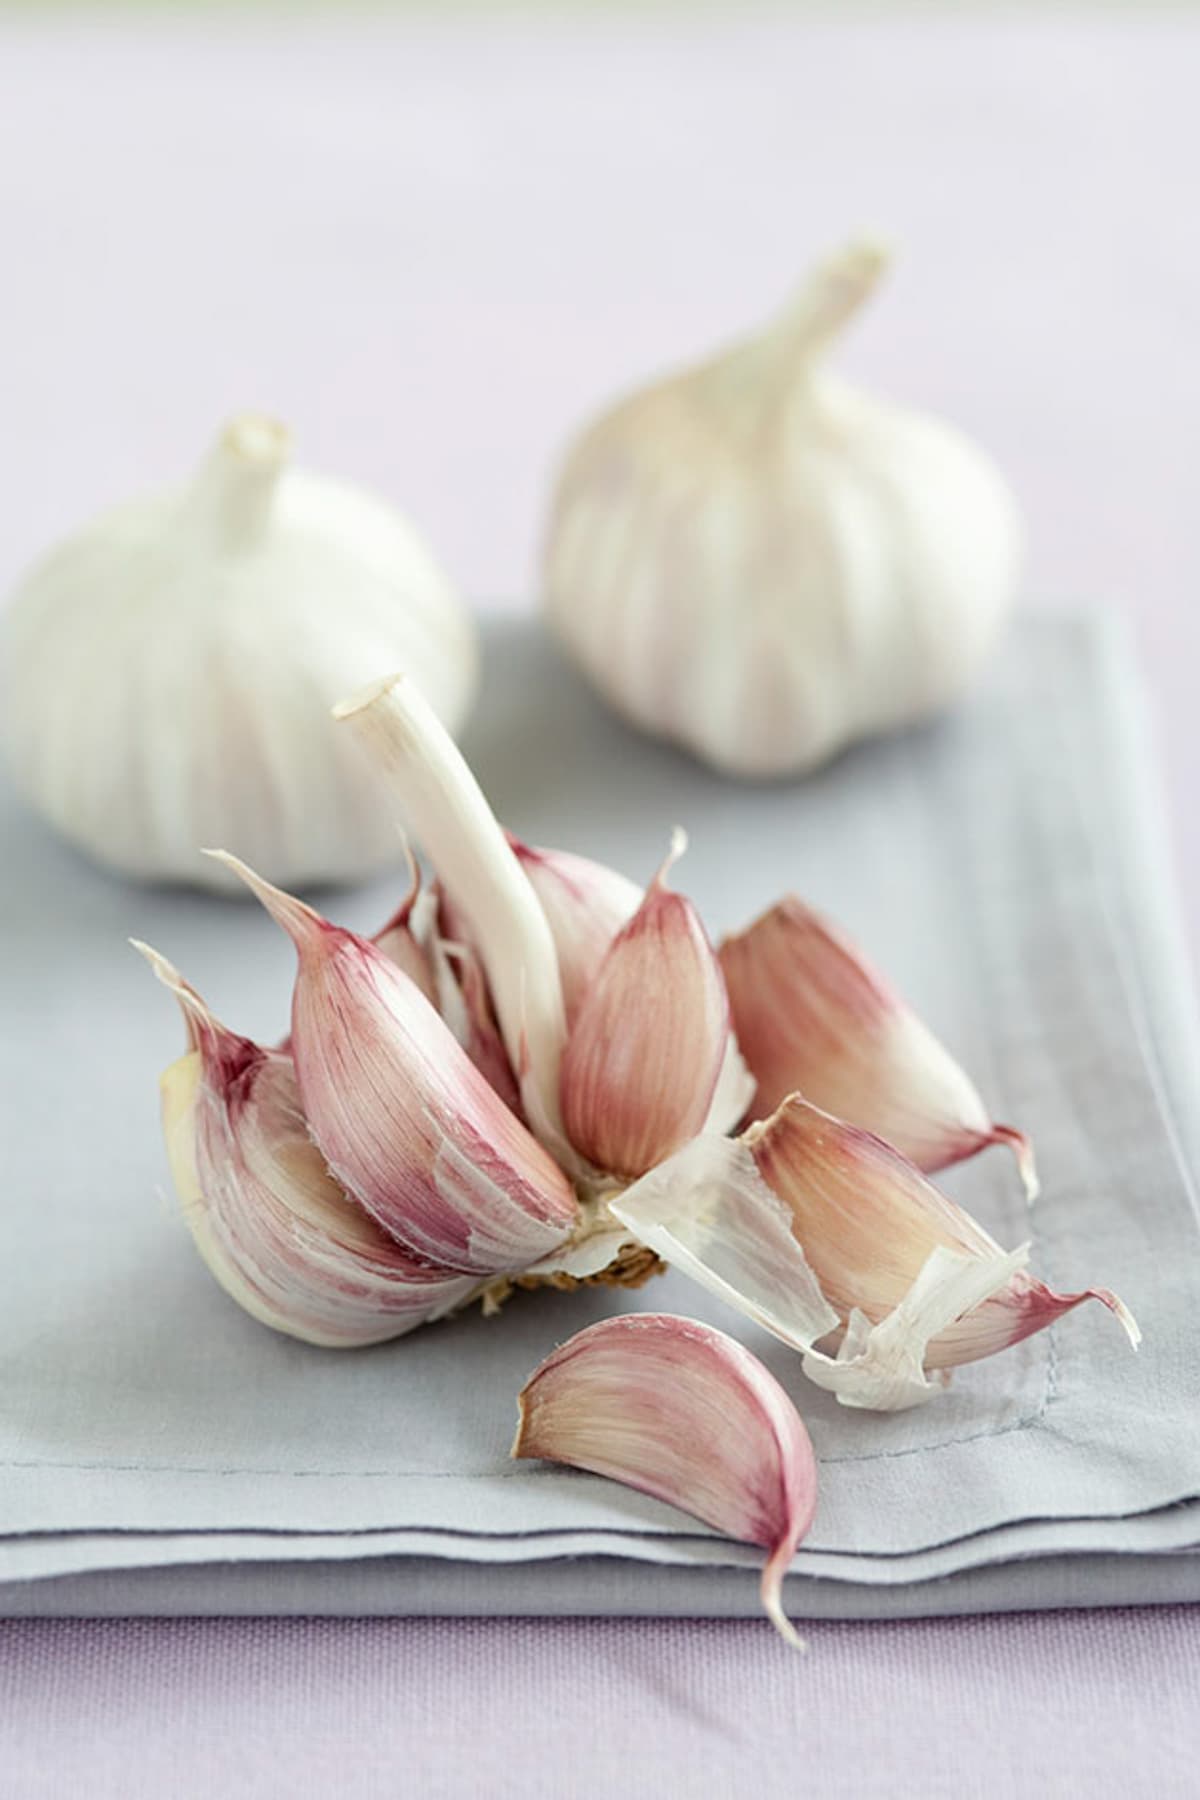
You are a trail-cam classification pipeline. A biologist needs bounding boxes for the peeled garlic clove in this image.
[559,831,729,1176]
[615,1098,1135,1411]
[513,1313,816,1646]
[719,896,1038,1198]
[212,852,579,1276]
[507,835,642,1024]
[1,415,479,890]
[135,943,476,1346]
[334,672,570,1157]
[542,239,1021,776]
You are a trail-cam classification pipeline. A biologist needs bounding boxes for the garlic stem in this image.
[334,673,569,1152]
[182,413,291,548]
[773,237,891,366]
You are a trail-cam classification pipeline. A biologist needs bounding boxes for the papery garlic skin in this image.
[138,944,476,1346]
[514,1313,816,1646]
[719,895,1037,1196]
[542,240,1021,776]
[214,853,580,1277]
[560,832,730,1177]
[1,415,479,890]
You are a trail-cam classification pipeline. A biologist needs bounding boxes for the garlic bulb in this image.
[542,240,1022,776]
[139,671,1136,1415]
[0,415,479,889]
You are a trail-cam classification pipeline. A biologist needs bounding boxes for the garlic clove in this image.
[508,831,755,1135]
[513,1313,817,1646]
[748,1098,1136,1388]
[614,1098,1134,1410]
[209,851,580,1276]
[542,239,1021,778]
[507,835,643,1025]
[1,414,479,890]
[370,853,520,1108]
[432,926,524,1117]
[719,896,1038,1199]
[135,943,476,1346]
[333,672,570,1158]
[370,841,439,1010]
[559,831,730,1177]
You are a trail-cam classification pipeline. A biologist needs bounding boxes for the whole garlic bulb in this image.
[542,241,1022,777]
[0,415,479,890]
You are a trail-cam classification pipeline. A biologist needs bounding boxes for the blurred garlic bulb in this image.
[542,240,1022,776]
[0,415,479,889]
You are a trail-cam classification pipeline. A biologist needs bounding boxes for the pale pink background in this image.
[0,12,1196,1794]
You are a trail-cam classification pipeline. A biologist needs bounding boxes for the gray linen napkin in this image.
[2,611,1198,1618]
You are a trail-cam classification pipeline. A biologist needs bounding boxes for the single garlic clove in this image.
[719,896,1038,1199]
[1,414,479,890]
[614,1098,1135,1411]
[507,835,642,1025]
[542,239,1021,778]
[513,1313,817,1647]
[559,831,730,1177]
[333,672,570,1160]
[748,1099,1137,1384]
[509,831,755,1134]
[209,851,580,1276]
[135,943,476,1346]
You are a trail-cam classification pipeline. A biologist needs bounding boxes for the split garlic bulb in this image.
[0,415,479,889]
[542,240,1022,776]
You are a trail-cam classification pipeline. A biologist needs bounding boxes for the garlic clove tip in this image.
[988,1124,1040,1203]
[203,850,323,947]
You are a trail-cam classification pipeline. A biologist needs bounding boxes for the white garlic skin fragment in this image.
[542,240,1021,776]
[1,415,479,889]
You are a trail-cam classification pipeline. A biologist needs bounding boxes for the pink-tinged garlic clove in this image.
[719,897,1038,1199]
[135,943,477,1346]
[614,1097,1135,1411]
[507,835,642,1025]
[207,852,579,1276]
[559,832,730,1177]
[513,1313,817,1646]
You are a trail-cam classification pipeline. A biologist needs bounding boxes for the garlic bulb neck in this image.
[182,414,290,549]
[769,236,890,368]
[703,239,890,431]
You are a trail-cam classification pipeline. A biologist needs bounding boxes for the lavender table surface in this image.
[1,11,1197,1796]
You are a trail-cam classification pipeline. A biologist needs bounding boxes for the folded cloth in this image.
[3,611,1198,1619]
